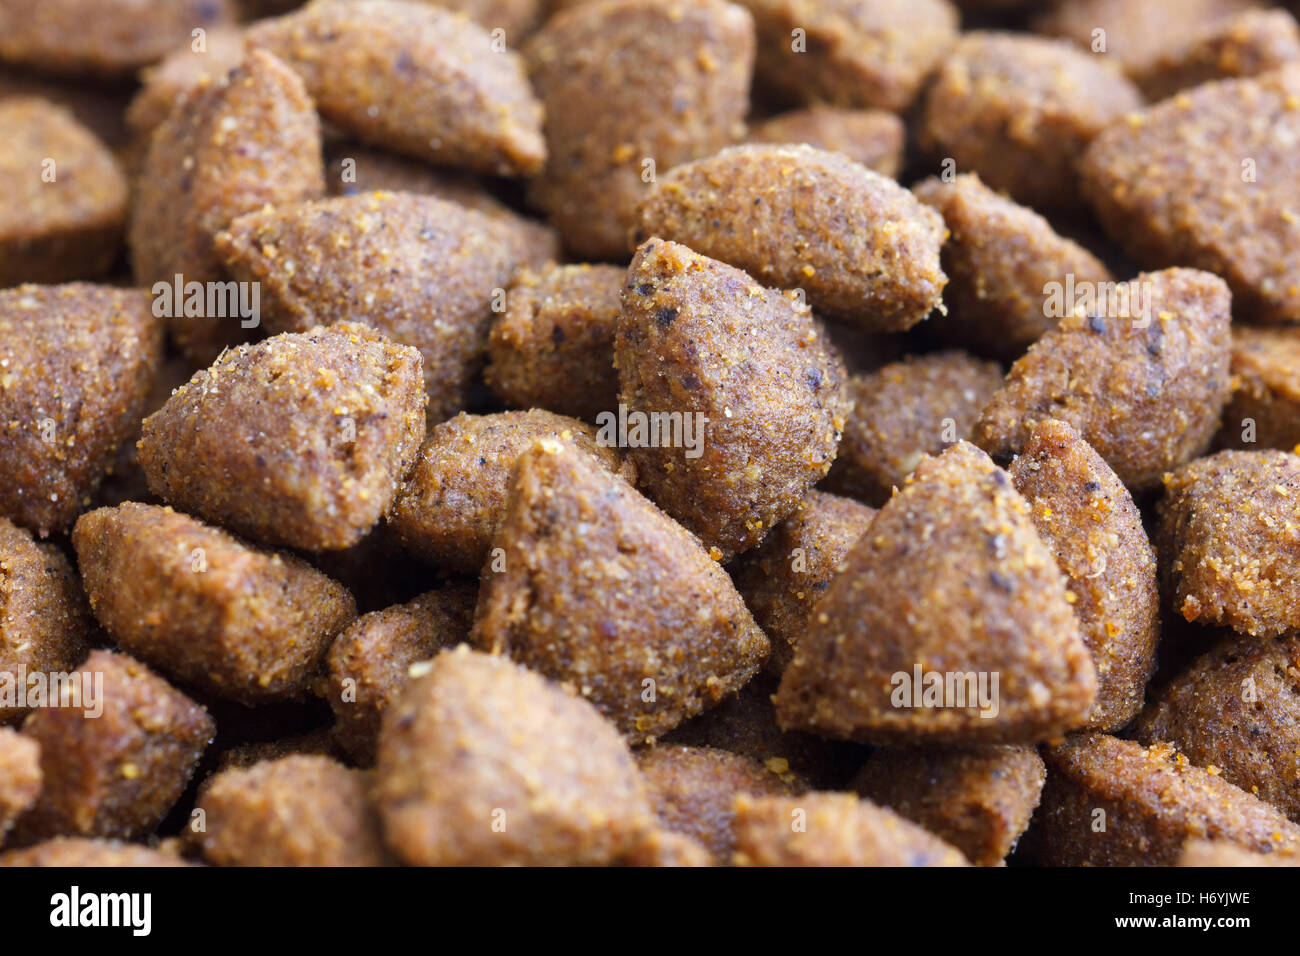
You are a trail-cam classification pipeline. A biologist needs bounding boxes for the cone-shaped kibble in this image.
[0,284,163,536]
[247,0,544,176]
[632,145,946,331]
[1009,420,1159,730]
[775,441,1097,745]
[974,268,1233,492]
[471,440,769,742]
[129,49,324,364]
[373,647,655,866]
[617,239,850,559]
[214,193,523,423]
[138,322,426,552]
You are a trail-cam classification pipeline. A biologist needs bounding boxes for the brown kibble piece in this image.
[472,441,769,742]
[1023,734,1300,866]
[776,441,1097,744]
[124,26,247,139]
[974,268,1233,492]
[1218,326,1300,451]
[525,0,754,260]
[1180,839,1300,867]
[617,239,850,559]
[730,491,875,676]
[73,503,357,704]
[389,410,630,574]
[0,284,163,536]
[1,837,193,867]
[913,174,1114,361]
[0,728,41,842]
[138,322,427,552]
[15,650,213,841]
[214,193,524,423]
[1010,419,1159,729]
[485,264,624,422]
[195,755,387,866]
[130,49,324,363]
[0,98,127,288]
[1134,633,1300,822]
[248,0,544,176]
[620,828,715,867]
[823,351,1004,507]
[0,519,92,725]
[745,106,905,178]
[738,0,958,113]
[634,145,947,331]
[326,584,476,765]
[851,745,1045,867]
[0,0,235,77]
[1081,67,1300,325]
[920,32,1142,213]
[1158,450,1300,638]
[637,744,803,862]
[373,646,655,865]
[732,792,970,866]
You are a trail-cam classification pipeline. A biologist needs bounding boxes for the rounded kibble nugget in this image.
[1081,67,1300,325]
[130,49,325,364]
[0,98,127,288]
[373,646,656,865]
[485,264,624,423]
[473,440,769,742]
[327,584,476,765]
[1180,839,1300,868]
[744,106,904,178]
[776,442,1098,745]
[920,32,1143,213]
[1134,633,1300,822]
[729,490,876,677]
[15,650,214,842]
[0,0,236,77]
[912,174,1114,362]
[389,410,631,574]
[214,193,523,424]
[851,745,1046,867]
[247,0,545,176]
[1217,326,1300,451]
[0,519,93,725]
[731,792,970,867]
[637,745,804,862]
[618,239,850,559]
[0,283,163,536]
[1,837,193,867]
[974,268,1233,493]
[1009,419,1159,730]
[525,0,754,260]
[633,145,947,331]
[194,756,388,866]
[738,0,958,113]
[0,728,41,842]
[124,26,247,139]
[822,352,1004,507]
[1157,450,1300,638]
[138,322,427,552]
[73,503,358,705]
[1021,734,1300,866]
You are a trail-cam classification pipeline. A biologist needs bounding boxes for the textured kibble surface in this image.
[1218,326,1300,451]
[1,837,192,867]
[0,727,41,841]
[745,106,905,178]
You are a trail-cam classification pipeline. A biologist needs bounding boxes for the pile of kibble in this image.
[2,0,1300,867]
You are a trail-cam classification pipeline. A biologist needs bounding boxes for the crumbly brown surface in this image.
[851,745,1045,866]
[1180,838,1300,867]
[124,26,247,139]
[823,352,1004,506]
[974,268,1233,492]
[1,836,193,867]
[73,502,357,704]
[617,239,850,559]
[1218,326,1300,450]
[920,32,1143,213]
[525,0,754,260]
[0,727,41,842]
[248,0,545,176]
[1009,419,1159,729]
[1023,733,1300,866]
[745,106,905,177]
[138,322,427,552]
[633,145,947,331]
[0,284,163,536]
[472,440,769,742]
